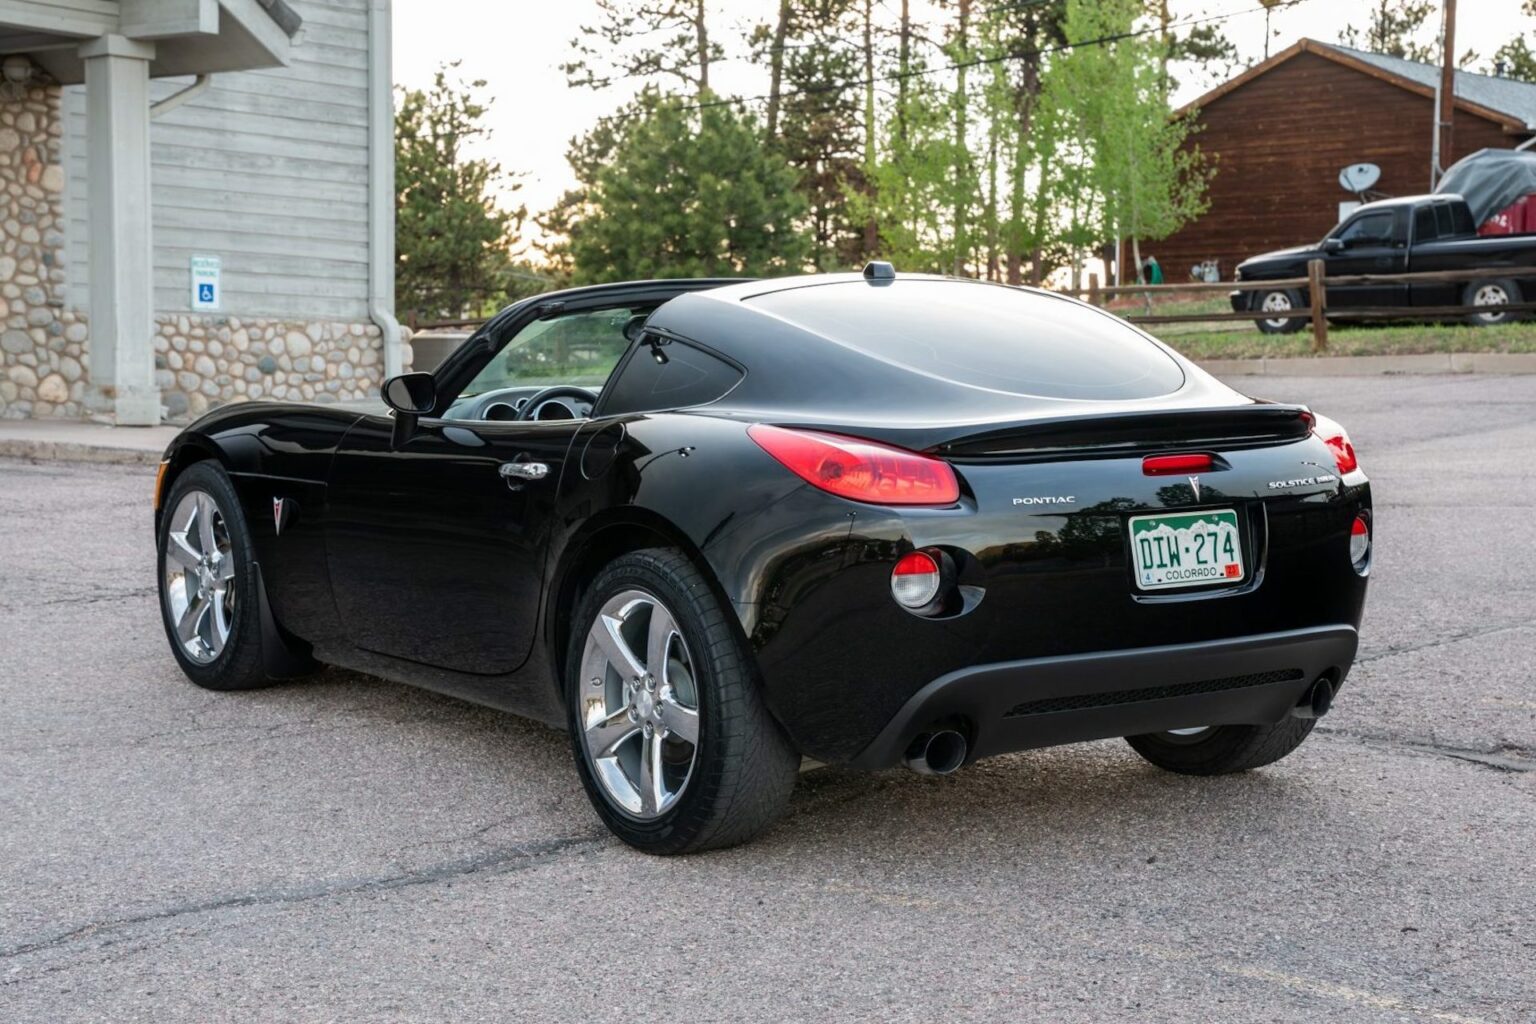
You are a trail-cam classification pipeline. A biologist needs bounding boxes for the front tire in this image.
[1464,279,1520,325]
[1254,288,1305,334]
[157,461,269,691]
[1125,719,1316,776]
[566,548,799,855]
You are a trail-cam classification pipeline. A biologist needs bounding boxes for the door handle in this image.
[499,461,549,481]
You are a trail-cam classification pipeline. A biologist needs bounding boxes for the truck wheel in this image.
[1464,279,1520,325]
[1254,288,1305,334]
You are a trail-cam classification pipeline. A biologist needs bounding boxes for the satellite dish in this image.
[1339,163,1381,194]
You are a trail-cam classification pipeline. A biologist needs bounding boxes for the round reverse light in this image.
[1349,514,1370,572]
[891,551,942,610]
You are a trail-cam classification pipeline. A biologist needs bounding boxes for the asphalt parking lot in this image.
[3,373,1534,1023]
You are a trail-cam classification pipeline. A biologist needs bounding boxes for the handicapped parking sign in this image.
[190,255,221,312]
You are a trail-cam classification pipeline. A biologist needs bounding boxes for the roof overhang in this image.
[0,0,301,83]
[1174,38,1535,135]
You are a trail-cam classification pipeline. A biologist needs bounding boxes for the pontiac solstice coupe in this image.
[154,265,1372,854]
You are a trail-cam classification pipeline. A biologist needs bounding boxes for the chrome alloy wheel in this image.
[1472,283,1511,322]
[162,490,237,664]
[1260,290,1294,329]
[577,589,701,819]
[1159,726,1214,744]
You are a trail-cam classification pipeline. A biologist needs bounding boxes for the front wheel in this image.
[1254,288,1306,334]
[1464,279,1521,325]
[157,461,269,690]
[1125,719,1316,775]
[566,548,799,854]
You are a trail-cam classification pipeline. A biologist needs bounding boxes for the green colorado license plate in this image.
[1128,509,1245,591]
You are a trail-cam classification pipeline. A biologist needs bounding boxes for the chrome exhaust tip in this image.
[1292,677,1335,720]
[903,729,968,775]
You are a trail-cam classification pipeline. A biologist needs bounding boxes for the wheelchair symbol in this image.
[197,283,214,303]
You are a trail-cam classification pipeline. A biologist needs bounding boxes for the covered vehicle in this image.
[1435,147,1536,235]
[153,267,1372,854]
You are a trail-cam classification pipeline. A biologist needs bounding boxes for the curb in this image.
[0,439,161,467]
[1198,352,1536,376]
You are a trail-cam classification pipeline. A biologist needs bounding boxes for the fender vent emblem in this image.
[273,497,289,536]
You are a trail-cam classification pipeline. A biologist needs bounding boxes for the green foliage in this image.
[751,0,870,271]
[1047,0,1210,247]
[395,66,523,321]
[1489,3,1536,83]
[543,0,1218,288]
[1337,0,1436,62]
[559,90,810,283]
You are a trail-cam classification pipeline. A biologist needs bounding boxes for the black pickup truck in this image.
[1231,194,1536,334]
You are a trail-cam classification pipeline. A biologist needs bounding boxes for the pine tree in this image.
[1337,0,1436,62]
[562,90,810,283]
[394,66,523,322]
[563,0,721,96]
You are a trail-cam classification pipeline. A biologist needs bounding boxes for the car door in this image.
[1325,208,1409,311]
[325,413,582,674]
[324,284,730,676]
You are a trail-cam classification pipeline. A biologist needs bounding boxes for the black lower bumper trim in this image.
[848,626,1357,770]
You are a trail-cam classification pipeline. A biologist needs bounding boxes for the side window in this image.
[1414,206,1438,243]
[1448,202,1475,237]
[1433,202,1457,238]
[1338,211,1399,246]
[598,335,744,416]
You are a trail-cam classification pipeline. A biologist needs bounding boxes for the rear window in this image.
[743,280,1185,401]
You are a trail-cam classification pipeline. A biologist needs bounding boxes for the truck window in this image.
[1433,203,1457,238]
[1338,211,1404,247]
[1414,207,1438,243]
[1449,202,1474,236]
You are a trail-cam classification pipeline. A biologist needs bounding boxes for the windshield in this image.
[461,306,650,399]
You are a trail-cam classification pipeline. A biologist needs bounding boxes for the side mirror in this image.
[383,372,437,415]
[1323,237,1344,254]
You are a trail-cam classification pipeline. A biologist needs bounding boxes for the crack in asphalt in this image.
[0,832,607,973]
[1355,620,1535,665]
[1319,726,1536,774]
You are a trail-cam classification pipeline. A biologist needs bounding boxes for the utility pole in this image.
[1433,0,1457,187]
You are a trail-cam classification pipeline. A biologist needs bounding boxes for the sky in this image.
[391,0,1532,247]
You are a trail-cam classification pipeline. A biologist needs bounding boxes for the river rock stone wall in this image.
[0,74,408,424]
[0,79,76,419]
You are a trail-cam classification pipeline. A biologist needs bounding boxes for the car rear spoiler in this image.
[931,405,1314,462]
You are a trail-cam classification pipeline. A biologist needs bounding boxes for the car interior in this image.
[439,303,658,423]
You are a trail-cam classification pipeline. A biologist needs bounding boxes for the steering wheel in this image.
[518,385,599,421]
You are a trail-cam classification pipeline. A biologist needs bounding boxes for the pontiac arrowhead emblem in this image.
[273,497,287,536]
[1188,475,1202,501]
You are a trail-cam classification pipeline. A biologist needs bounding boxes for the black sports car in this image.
[153,265,1372,854]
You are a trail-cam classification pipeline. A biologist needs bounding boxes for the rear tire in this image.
[1125,719,1316,776]
[565,548,799,854]
[156,461,270,691]
[1464,279,1520,325]
[1254,288,1305,334]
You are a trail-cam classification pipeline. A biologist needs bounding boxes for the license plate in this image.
[1128,509,1245,591]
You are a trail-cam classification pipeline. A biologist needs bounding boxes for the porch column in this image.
[80,35,159,426]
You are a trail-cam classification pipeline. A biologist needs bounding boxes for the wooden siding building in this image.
[1153,39,1536,282]
[0,0,400,425]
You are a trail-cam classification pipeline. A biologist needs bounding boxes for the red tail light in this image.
[1142,453,1214,475]
[747,424,960,505]
[1312,414,1359,474]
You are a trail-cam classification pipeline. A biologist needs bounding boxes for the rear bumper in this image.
[847,625,1358,770]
